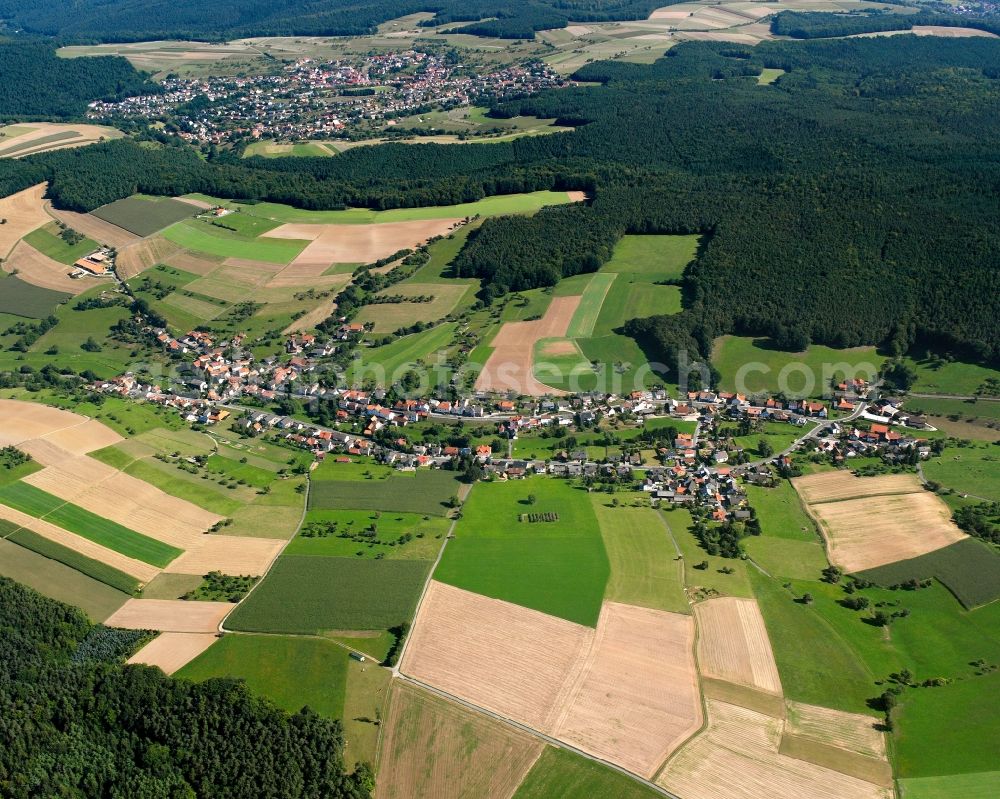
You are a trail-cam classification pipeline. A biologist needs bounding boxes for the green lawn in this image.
[712,335,885,398]
[591,495,688,614]
[162,219,308,264]
[176,634,348,718]
[434,479,609,627]
[898,771,1000,798]
[743,536,828,582]
[309,468,461,517]
[227,555,431,632]
[91,195,196,236]
[512,747,663,799]
[23,224,99,265]
[0,481,182,567]
[745,481,819,542]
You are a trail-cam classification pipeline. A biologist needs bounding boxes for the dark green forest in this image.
[0,0,671,42]
[771,10,1000,39]
[1,37,998,374]
[0,43,152,120]
[0,576,370,798]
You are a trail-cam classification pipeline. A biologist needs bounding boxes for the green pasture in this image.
[434,479,609,627]
[286,509,448,560]
[162,219,308,264]
[922,443,1000,500]
[662,507,753,598]
[5,527,139,594]
[902,353,1000,396]
[23,224,99,264]
[899,771,1000,799]
[513,747,662,799]
[346,323,457,386]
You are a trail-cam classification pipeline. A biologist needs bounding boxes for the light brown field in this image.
[376,681,543,799]
[566,191,588,202]
[283,300,335,334]
[0,123,122,159]
[265,264,353,290]
[537,338,579,357]
[401,581,594,731]
[116,236,183,279]
[658,700,891,799]
[47,207,140,249]
[263,218,460,264]
[475,295,583,396]
[695,596,782,696]
[808,491,965,573]
[0,399,94,446]
[3,239,86,294]
[37,418,123,456]
[165,251,226,275]
[175,196,215,210]
[912,25,997,37]
[0,184,51,258]
[355,282,471,333]
[552,603,702,777]
[792,472,924,504]
[165,535,284,576]
[127,632,218,674]
[105,598,232,632]
[0,503,159,583]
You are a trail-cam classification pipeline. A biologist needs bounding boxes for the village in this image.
[87,50,565,145]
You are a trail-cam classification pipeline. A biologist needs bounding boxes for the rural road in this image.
[738,402,867,470]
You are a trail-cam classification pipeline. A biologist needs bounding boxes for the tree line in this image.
[771,10,1000,40]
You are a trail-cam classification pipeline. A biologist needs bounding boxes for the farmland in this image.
[285,509,448,560]
[512,747,662,799]
[309,467,460,517]
[0,122,122,158]
[23,224,99,265]
[0,274,70,319]
[922,441,1000,500]
[434,479,608,627]
[5,526,139,594]
[91,195,197,236]
[226,555,430,633]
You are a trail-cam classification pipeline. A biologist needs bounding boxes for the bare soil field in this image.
[264,218,461,264]
[116,236,183,279]
[47,207,140,250]
[807,491,965,573]
[4,239,90,293]
[127,632,218,674]
[0,123,121,159]
[792,472,923,504]
[166,535,284,576]
[401,581,594,731]
[377,681,543,799]
[0,399,95,446]
[658,700,891,799]
[695,596,782,696]
[0,184,51,258]
[106,598,232,632]
[552,602,701,777]
[0,503,159,583]
[476,295,583,395]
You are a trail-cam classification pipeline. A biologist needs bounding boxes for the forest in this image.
[771,10,1000,39]
[0,576,370,798]
[0,0,671,42]
[0,43,152,120]
[1,37,998,376]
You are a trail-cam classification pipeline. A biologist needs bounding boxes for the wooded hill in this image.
[771,10,1000,39]
[1,37,998,373]
[0,576,370,799]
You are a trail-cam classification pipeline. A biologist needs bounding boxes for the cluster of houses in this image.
[70,248,115,280]
[87,50,564,146]
[643,463,751,523]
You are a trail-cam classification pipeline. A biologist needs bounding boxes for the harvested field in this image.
[263,218,461,264]
[283,300,335,334]
[0,184,51,258]
[553,603,701,777]
[0,399,96,446]
[165,251,225,275]
[165,535,284,576]
[127,632,218,674]
[355,282,470,332]
[116,236,183,279]
[658,700,891,799]
[106,598,231,632]
[807,491,965,573]
[175,196,214,210]
[695,596,782,696]
[47,207,140,249]
[265,264,352,290]
[476,295,583,395]
[783,700,887,761]
[0,123,120,158]
[0,503,159,583]
[377,681,543,799]
[792,472,923,504]
[401,581,594,731]
[36,418,123,457]
[3,240,85,294]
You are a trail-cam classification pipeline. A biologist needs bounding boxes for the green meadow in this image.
[162,219,308,263]
[23,223,99,264]
[513,747,662,799]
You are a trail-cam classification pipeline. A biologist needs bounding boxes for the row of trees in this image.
[771,10,1000,40]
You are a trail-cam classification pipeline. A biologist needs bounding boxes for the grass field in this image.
[91,195,196,236]
[662,507,754,599]
[23,224,99,265]
[162,219,309,264]
[0,537,129,621]
[904,397,1000,422]
[0,274,70,319]
[757,67,785,85]
[140,572,202,599]
[512,746,662,799]
[902,353,1000,396]
[857,538,1000,609]
[285,509,449,560]
[591,495,688,614]
[309,466,461,517]
[745,482,819,541]
[0,481,182,567]
[922,443,1000,500]
[434,479,609,627]
[226,555,431,632]
[346,323,457,386]
[243,140,337,158]
[175,634,348,718]
[5,527,140,594]
[712,335,886,398]
[899,771,1000,798]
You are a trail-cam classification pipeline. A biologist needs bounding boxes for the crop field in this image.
[127,632,217,674]
[23,223,99,265]
[695,596,783,696]
[175,634,349,718]
[91,195,197,236]
[591,495,687,614]
[0,184,51,262]
[564,273,616,338]
[0,481,182,567]
[898,771,1000,799]
[354,282,472,333]
[285,509,448,560]
[857,538,1000,609]
[3,239,89,295]
[793,472,924,505]
[309,467,460,516]
[105,598,233,633]
[0,122,121,158]
[377,682,543,799]
[435,479,608,627]
[346,323,458,387]
[4,526,139,593]
[712,336,885,398]
[0,274,70,319]
[512,747,663,799]
[226,555,430,632]
[243,140,338,157]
